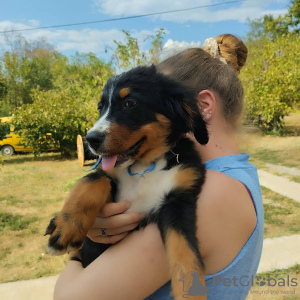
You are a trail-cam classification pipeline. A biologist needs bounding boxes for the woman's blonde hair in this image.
[157,34,248,125]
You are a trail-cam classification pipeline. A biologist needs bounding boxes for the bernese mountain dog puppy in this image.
[45,65,209,299]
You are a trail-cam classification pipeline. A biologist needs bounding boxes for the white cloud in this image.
[161,39,201,60]
[93,0,288,23]
[163,39,201,51]
[0,21,155,57]
[27,19,40,27]
[0,21,32,32]
[0,21,169,60]
[48,29,125,54]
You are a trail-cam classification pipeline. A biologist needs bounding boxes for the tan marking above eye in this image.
[99,92,103,100]
[119,88,130,99]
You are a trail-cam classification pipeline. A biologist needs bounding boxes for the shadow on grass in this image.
[83,159,98,167]
[283,125,300,136]
[249,149,284,165]
[1,152,77,165]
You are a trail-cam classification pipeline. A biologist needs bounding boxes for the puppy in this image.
[45,65,209,299]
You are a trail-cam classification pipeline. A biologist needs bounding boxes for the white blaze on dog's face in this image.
[88,78,118,137]
[90,111,110,134]
[85,66,208,171]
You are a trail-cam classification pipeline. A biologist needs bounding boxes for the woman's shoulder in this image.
[196,169,257,274]
[197,169,256,222]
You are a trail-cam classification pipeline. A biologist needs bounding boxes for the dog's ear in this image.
[158,73,209,145]
[182,100,209,145]
[192,112,209,145]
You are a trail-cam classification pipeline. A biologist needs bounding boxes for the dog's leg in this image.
[45,171,112,255]
[165,229,207,300]
[157,176,207,300]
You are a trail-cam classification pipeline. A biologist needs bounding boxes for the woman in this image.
[54,34,263,300]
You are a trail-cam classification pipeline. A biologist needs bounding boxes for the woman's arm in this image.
[196,170,257,275]
[54,223,170,300]
[54,170,257,300]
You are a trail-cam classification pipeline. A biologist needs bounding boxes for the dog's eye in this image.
[124,100,137,109]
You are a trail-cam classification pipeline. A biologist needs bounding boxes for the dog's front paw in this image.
[45,213,86,256]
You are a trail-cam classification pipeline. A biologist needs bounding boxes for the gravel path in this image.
[258,169,300,202]
[265,163,300,176]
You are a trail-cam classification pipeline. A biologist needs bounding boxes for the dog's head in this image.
[86,65,208,171]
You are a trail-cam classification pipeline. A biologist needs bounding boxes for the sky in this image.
[0,0,291,62]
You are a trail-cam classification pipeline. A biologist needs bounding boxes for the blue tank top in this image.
[145,153,264,300]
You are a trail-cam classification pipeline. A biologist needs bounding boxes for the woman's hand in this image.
[87,201,146,244]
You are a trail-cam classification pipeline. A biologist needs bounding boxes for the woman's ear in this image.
[197,90,216,121]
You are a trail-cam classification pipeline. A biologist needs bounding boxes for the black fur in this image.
[78,66,208,268]
[45,65,209,294]
[95,65,208,150]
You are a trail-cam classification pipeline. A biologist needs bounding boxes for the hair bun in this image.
[215,34,248,74]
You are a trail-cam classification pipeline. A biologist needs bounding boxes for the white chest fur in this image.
[115,159,180,214]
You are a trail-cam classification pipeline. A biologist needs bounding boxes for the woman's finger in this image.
[91,212,146,229]
[88,222,140,238]
[99,201,131,218]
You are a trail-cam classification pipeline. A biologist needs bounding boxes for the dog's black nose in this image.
[86,131,105,150]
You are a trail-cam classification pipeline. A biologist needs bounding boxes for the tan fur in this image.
[106,123,144,154]
[175,168,200,189]
[105,114,171,164]
[137,114,170,163]
[119,87,130,98]
[51,177,111,250]
[166,229,206,300]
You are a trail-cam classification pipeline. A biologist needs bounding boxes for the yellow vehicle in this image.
[0,117,58,156]
[0,117,33,156]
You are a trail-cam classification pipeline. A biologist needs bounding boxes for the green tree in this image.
[14,86,91,156]
[0,120,8,140]
[113,28,166,71]
[0,35,57,115]
[244,0,300,132]
[247,0,300,41]
[113,30,146,71]
[148,28,165,64]
[0,65,8,116]
[241,35,300,132]
[14,54,114,156]
[68,52,114,89]
[1,52,24,110]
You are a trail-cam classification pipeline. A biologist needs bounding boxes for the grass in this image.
[0,153,85,283]
[284,111,300,136]
[247,265,300,300]
[238,133,300,170]
[0,113,299,283]
[0,212,38,231]
[237,113,300,185]
[238,115,300,238]
[262,187,300,238]
[291,176,300,184]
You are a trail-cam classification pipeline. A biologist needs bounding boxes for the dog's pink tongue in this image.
[102,155,118,171]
